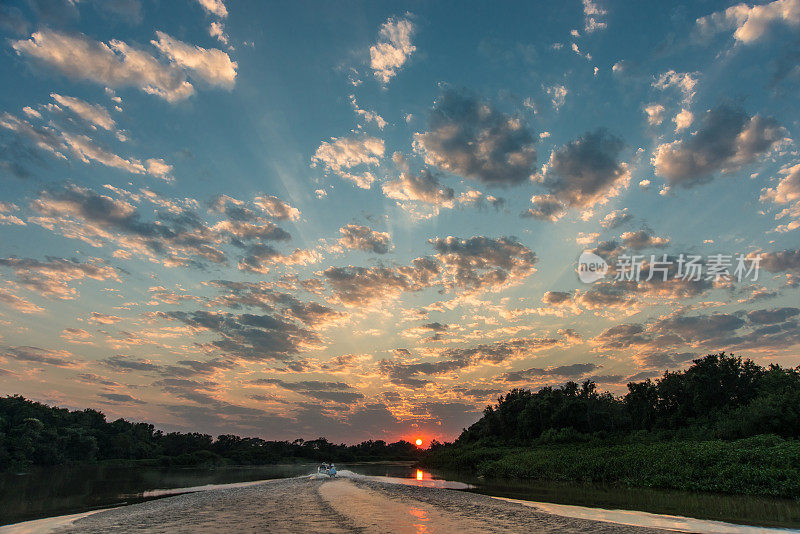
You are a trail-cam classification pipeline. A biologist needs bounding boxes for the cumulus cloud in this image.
[2,346,79,368]
[338,224,391,254]
[13,29,194,102]
[760,163,800,232]
[644,103,665,126]
[522,194,567,221]
[674,109,693,131]
[0,257,119,299]
[1,105,170,180]
[600,208,632,229]
[620,230,670,249]
[29,185,301,271]
[379,337,560,387]
[323,257,441,307]
[546,84,568,110]
[653,70,699,103]
[162,309,322,362]
[583,0,607,32]
[195,0,228,18]
[536,128,630,210]
[595,306,800,353]
[696,0,800,44]
[759,249,800,272]
[0,287,44,314]
[503,362,601,382]
[151,31,237,88]
[382,153,455,217]
[253,195,301,221]
[413,89,537,186]
[369,15,416,84]
[51,93,115,131]
[311,134,385,189]
[430,236,537,292]
[653,105,786,187]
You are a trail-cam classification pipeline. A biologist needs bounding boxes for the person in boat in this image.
[328,464,337,477]
[318,462,328,473]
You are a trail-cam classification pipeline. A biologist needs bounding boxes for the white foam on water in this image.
[335,469,475,490]
[493,496,800,534]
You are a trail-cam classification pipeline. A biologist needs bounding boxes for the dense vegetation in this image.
[425,353,800,497]
[0,395,421,471]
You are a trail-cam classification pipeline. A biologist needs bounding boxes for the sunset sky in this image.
[1,0,799,443]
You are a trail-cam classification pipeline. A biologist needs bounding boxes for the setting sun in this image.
[415,438,423,446]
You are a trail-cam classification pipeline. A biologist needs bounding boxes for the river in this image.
[1,462,798,530]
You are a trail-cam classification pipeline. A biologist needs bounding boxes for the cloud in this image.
[30,185,301,271]
[323,235,536,305]
[349,95,387,129]
[253,195,301,221]
[369,15,416,84]
[195,0,228,18]
[379,337,560,387]
[503,362,601,382]
[0,111,170,179]
[644,103,665,125]
[161,310,321,362]
[696,0,800,44]
[99,393,145,404]
[0,257,119,299]
[2,346,79,368]
[522,194,567,221]
[251,378,363,404]
[102,356,162,372]
[338,224,391,254]
[619,230,670,249]
[151,31,237,88]
[760,163,800,232]
[208,280,344,327]
[51,93,115,131]
[600,208,632,229]
[760,249,800,272]
[382,153,455,216]
[653,70,699,103]
[430,236,537,292]
[674,109,693,132]
[13,29,194,102]
[88,312,122,325]
[537,128,630,210]
[311,134,385,189]
[546,84,568,110]
[209,22,229,46]
[583,0,607,32]
[0,287,44,314]
[595,306,800,353]
[323,257,441,307]
[653,105,786,187]
[413,89,537,186]
[0,202,25,226]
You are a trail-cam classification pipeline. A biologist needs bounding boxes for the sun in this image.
[415,438,423,446]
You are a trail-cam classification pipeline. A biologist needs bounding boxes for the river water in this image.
[1,462,799,530]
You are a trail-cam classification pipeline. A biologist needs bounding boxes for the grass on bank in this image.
[424,433,800,498]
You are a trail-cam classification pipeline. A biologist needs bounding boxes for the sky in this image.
[0,0,799,444]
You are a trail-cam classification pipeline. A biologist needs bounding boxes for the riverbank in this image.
[423,434,800,498]
[16,475,673,533]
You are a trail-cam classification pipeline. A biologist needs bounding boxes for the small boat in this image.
[314,463,337,478]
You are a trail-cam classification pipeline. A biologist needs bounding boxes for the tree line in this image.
[0,395,421,471]
[457,352,800,445]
